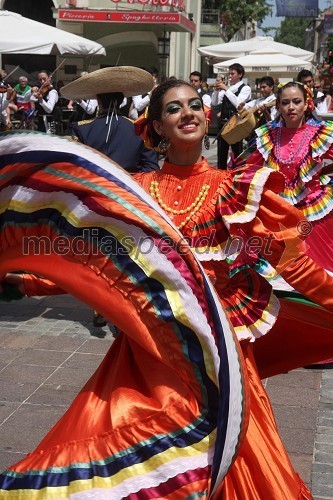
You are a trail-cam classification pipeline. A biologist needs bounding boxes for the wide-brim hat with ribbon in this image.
[61,66,154,100]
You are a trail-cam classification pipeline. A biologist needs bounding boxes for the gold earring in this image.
[203,134,210,150]
[158,137,170,154]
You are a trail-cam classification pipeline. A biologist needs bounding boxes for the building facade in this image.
[1,0,203,83]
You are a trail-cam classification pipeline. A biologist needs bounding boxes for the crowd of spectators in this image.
[0,66,162,135]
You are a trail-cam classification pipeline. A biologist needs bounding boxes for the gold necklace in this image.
[150,180,210,229]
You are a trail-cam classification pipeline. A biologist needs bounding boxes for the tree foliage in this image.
[202,0,272,41]
[274,17,314,49]
[327,35,333,52]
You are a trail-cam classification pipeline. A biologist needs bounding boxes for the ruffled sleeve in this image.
[199,166,284,342]
[297,120,333,189]
[217,165,333,313]
[217,165,284,228]
[244,189,333,311]
[310,119,333,161]
[213,165,285,276]
[255,121,277,164]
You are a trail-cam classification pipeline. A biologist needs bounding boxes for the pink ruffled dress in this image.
[247,119,333,273]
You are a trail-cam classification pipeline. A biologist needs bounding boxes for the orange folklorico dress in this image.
[135,157,333,499]
[9,156,333,499]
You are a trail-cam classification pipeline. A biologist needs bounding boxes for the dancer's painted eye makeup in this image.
[166,98,203,114]
[189,99,203,110]
[280,98,303,106]
[166,103,181,113]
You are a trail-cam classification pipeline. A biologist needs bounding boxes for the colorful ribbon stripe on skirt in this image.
[0,131,247,499]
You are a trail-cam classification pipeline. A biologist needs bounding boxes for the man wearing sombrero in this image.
[60,66,159,174]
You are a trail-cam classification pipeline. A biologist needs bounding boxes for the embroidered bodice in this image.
[250,120,333,221]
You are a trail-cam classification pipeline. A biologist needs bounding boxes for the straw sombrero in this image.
[61,66,154,100]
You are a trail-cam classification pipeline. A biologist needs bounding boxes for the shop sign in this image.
[58,9,195,32]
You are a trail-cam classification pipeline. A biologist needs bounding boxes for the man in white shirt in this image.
[130,67,159,120]
[26,70,59,132]
[240,76,277,121]
[297,69,328,118]
[189,71,212,108]
[237,76,277,146]
[211,63,251,169]
[67,72,98,119]
[68,98,98,117]
[0,85,14,131]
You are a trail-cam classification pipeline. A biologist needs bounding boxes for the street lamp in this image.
[158,34,170,58]
[158,31,170,81]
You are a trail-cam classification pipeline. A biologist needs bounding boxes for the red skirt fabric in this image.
[305,210,333,273]
[215,343,312,500]
[253,297,333,379]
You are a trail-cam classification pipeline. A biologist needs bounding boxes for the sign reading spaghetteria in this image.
[58,8,196,32]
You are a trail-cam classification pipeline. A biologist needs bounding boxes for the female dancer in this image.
[132,78,333,498]
[235,81,333,272]
[2,80,333,498]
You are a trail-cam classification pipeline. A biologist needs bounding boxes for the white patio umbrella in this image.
[198,36,314,63]
[0,10,106,56]
[213,50,314,78]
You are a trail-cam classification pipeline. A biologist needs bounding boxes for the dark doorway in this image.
[3,0,55,25]
[2,0,56,76]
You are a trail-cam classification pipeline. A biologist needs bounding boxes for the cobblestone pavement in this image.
[0,140,332,497]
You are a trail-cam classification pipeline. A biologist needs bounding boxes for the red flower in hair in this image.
[296,82,315,112]
[204,105,212,134]
[204,105,213,124]
[303,84,315,111]
[134,109,156,150]
[134,113,149,137]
